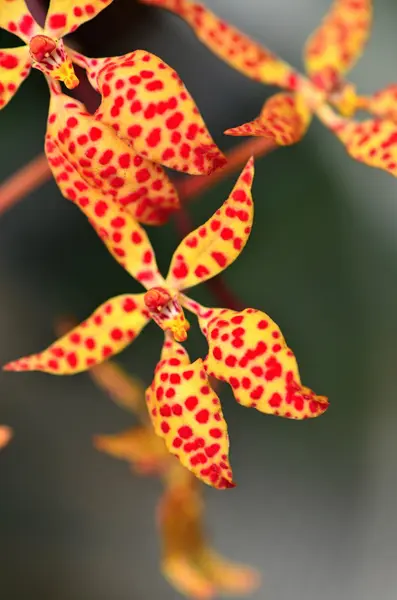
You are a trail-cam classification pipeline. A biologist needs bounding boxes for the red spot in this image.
[185,396,198,411]
[183,370,194,380]
[172,261,188,279]
[161,421,170,434]
[172,404,182,416]
[196,409,209,424]
[269,393,282,408]
[89,127,102,141]
[127,125,142,138]
[66,352,78,368]
[211,251,227,267]
[48,14,67,29]
[178,426,193,439]
[146,128,161,147]
[205,443,220,458]
[146,80,164,91]
[119,154,130,169]
[170,373,181,384]
[0,55,18,69]
[94,200,107,217]
[110,328,123,341]
[99,150,113,165]
[231,315,244,325]
[194,265,210,278]
[19,15,34,36]
[166,112,184,129]
[136,168,150,183]
[213,347,222,360]
[132,231,143,244]
[209,428,222,438]
[258,319,268,329]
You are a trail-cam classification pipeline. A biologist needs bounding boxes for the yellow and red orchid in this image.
[3,159,328,488]
[140,0,397,178]
[1,0,226,224]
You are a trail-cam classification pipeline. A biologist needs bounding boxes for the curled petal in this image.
[46,92,179,225]
[360,84,397,123]
[146,339,234,489]
[304,0,372,91]
[140,0,295,88]
[200,308,329,420]
[44,0,113,38]
[45,136,166,287]
[3,294,149,375]
[94,426,169,475]
[0,46,31,109]
[167,158,254,291]
[0,1,41,42]
[225,93,312,145]
[91,50,226,175]
[332,118,397,177]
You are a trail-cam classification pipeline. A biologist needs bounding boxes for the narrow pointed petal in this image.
[44,0,113,38]
[361,84,397,123]
[140,0,295,88]
[197,550,260,595]
[45,135,167,287]
[225,93,312,145]
[46,92,179,225]
[167,158,254,291]
[94,426,169,475]
[89,50,226,175]
[332,118,397,177]
[90,361,147,414]
[0,0,41,43]
[304,0,372,91]
[146,340,234,489]
[0,46,31,109]
[4,294,149,375]
[199,308,329,420]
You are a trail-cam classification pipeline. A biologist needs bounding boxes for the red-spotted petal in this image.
[166,158,254,291]
[45,134,167,288]
[0,0,41,42]
[304,0,372,91]
[360,84,397,123]
[225,93,312,145]
[87,50,226,175]
[44,0,113,38]
[46,92,180,225]
[0,46,31,109]
[199,308,329,420]
[3,294,149,375]
[146,339,234,489]
[140,0,295,88]
[332,118,397,177]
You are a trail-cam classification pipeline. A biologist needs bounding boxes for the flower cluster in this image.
[140,0,397,177]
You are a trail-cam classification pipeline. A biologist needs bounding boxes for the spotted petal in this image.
[0,46,31,109]
[44,0,113,38]
[332,118,397,177]
[140,0,295,88]
[4,294,149,375]
[45,136,167,288]
[89,50,226,175]
[199,308,328,420]
[146,339,234,489]
[46,92,180,225]
[167,158,254,291]
[225,93,312,145]
[95,426,169,475]
[0,0,41,42]
[361,84,397,123]
[304,0,372,91]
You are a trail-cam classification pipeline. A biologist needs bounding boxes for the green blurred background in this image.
[1,0,397,598]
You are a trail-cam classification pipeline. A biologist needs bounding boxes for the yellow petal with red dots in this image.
[45,136,167,287]
[3,294,149,375]
[0,0,41,42]
[94,426,169,475]
[0,46,31,109]
[166,158,254,291]
[199,308,328,420]
[304,0,372,91]
[332,118,397,177]
[89,50,226,175]
[146,339,234,489]
[46,92,180,224]
[44,0,113,38]
[225,93,312,145]
[361,84,397,123]
[140,0,295,88]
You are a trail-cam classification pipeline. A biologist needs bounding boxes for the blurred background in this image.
[1,0,397,598]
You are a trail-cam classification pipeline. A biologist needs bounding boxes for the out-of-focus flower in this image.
[141,0,397,178]
[1,1,226,224]
[0,426,12,450]
[4,159,328,488]
[158,476,260,599]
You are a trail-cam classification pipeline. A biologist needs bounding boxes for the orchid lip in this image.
[144,288,190,342]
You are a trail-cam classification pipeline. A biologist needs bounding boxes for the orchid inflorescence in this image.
[1,0,395,595]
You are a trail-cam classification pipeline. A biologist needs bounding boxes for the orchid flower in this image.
[140,0,397,178]
[1,0,226,224]
[89,358,260,598]
[4,158,328,488]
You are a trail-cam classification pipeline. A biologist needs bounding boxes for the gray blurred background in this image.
[1,0,397,598]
